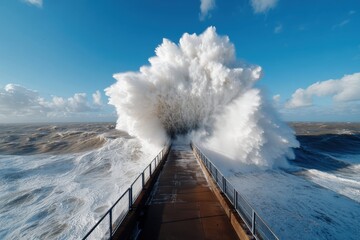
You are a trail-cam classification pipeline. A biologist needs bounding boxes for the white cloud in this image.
[57,93,93,112]
[0,84,104,122]
[199,0,216,21]
[274,24,283,33]
[92,90,102,106]
[0,84,46,116]
[273,94,280,103]
[24,0,43,8]
[250,0,278,14]
[286,73,360,108]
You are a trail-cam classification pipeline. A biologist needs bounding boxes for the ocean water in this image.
[1,122,359,239]
[199,122,360,239]
[0,123,160,239]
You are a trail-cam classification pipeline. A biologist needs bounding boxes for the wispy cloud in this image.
[274,24,283,33]
[250,0,278,14]
[332,11,356,29]
[332,19,350,29]
[199,0,216,21]
[286,73,360,108]
[23,0,43,8]
[0,84,104,121]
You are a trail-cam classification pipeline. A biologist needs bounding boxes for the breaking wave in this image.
[106,27,299,168]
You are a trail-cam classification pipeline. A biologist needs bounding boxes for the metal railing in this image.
[82,144,170,240]
[191,143,279,240]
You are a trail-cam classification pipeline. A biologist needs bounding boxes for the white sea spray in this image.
[106,27,299,168]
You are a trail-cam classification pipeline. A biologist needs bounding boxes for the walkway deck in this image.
[137,145,239,240]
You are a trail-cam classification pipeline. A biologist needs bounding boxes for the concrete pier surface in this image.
[137,145,239,240]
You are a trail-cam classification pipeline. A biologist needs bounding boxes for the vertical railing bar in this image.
[252,210,255,234]
[225,178,227,194]
[109,209,113,240]
[222,176,226,192]
[215,167,218,183]
[142,172,145,188]
[129,187,133,209]
[234,189,238,208]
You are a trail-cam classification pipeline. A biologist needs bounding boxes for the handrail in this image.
[191,143,279,240]
[82,144,171,240]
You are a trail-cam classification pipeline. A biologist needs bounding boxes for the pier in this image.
[82,143,277,240]
[137,145,239,239]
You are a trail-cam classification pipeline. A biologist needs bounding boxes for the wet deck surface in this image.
[138,145,238,240]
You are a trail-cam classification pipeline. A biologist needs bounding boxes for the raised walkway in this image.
[137,145,239,239]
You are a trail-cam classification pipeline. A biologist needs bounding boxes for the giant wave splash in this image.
[106,27,299,168]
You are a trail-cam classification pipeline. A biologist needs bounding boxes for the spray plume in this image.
[105,27,299,168]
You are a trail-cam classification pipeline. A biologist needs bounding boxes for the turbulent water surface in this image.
[1,122,359,239]
[0,123,160,239]
[200,122,360,239]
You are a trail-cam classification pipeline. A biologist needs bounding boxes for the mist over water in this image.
[106,27,299,168]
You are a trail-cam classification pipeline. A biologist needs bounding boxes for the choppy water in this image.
[223,122,360,239]
[0,123,117,155]
[1,122,360,239]
[0,123,159,239]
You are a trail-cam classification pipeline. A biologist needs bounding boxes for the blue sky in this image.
[0,0,359,122]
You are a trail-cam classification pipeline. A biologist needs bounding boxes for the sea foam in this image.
[106,27,299,168]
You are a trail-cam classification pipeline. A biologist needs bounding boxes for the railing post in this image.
[142,172,145,188]
[222,176,226,193]
[149,163,152,175]
[109,209,113,240]
[215,168,218,182]
[252,210,255,234]
[234,189,238,208]
[129,188,133,209]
